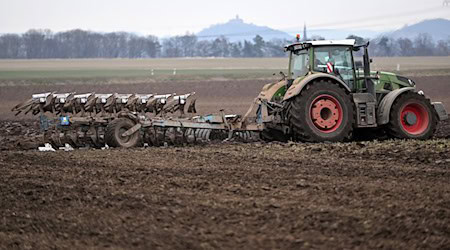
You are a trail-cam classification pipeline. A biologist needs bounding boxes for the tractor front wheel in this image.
[287,80,354,142]
[105,118,140,148]
[387,92,437,140]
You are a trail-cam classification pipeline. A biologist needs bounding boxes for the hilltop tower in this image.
[232,15,243,23]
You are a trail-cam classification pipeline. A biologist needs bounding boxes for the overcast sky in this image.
[1,0,449,36]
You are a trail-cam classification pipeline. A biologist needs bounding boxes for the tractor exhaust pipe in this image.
[363,42,376,98]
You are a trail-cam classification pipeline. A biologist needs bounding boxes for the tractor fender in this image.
[283,73,351,101]
[377,87,415,125]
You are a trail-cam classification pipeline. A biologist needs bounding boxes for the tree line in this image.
[0,29,448,59]
[0,29,286,59]
[348,34,449,57]
[0,29,160,59]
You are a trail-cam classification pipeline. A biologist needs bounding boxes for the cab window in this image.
[290,50,309,79]
[313,46,355,88]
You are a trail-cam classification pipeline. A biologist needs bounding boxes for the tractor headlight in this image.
[39,97,46,103]
[397,75,415,87]
[59,98,66,103]
[101,98,107,103]
[81,98,87,104]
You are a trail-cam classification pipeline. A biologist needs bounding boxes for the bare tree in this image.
[22,29,47,58]
[397,38,414,56]
[230,42,243,57]
[435,40,449,56]
[210,36,230,57]
[414,33,434,56]
[179,33,197,57]
[0,34,22,58]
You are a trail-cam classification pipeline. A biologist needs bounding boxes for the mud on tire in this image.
[387,91,437,140]
[287,80,354,142]
[105,118,140,148]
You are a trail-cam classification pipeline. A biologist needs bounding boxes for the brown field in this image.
[1,75,449,121]
[0,59,449,249]
[371,56,450,73]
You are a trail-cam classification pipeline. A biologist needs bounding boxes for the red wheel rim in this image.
[400,103,429,135]
[309,94,343,133]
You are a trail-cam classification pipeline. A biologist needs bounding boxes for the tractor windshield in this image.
[313,46,355,87]
[290,50,309,79]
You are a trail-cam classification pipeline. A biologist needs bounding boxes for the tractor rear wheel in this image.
[105,118,140,148]
[387,92,437,140]
[287,80,354,142]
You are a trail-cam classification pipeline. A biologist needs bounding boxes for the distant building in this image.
[303,23,308,41]
[232,15,244,23]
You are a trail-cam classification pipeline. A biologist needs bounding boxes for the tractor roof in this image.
[285,39,356,51]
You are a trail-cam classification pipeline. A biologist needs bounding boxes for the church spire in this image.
[303,23,308,41]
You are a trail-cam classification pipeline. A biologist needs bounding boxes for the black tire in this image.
[386,92,437,140]
[260,128,289,142]
[286,80,354,142]
[105,118,140,148]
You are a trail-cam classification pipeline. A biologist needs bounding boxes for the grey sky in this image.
[1,0,449,36]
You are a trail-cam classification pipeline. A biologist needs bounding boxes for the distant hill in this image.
[194,17,450,43]
[307,29,380,40]
[196,16,381,42]
[387,18,450,41]
[197,16,292,42]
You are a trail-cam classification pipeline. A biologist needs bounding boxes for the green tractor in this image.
[257,39,448,142]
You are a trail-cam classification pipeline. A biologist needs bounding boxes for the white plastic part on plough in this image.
[12,92,197,117]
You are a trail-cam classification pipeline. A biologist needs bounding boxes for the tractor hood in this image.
[356,70,416,91]
[377,71,416,88]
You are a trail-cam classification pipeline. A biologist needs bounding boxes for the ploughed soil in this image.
[0,76,449,249]
[0,127,449,249]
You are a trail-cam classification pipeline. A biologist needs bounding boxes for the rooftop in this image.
[285,39,356,51]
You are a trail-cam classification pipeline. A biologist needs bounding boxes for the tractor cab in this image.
[286,39,363,92]
[284,40,419,102]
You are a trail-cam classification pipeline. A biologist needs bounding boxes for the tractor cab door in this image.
[289,49,309,79]
[313,46,356,90]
